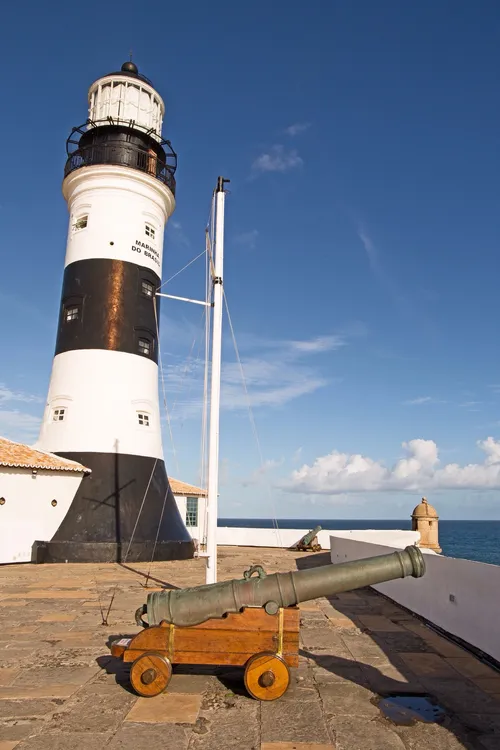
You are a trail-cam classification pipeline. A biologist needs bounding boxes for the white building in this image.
[0,437,90,564]
[0,436,207,564]
[169,479,208,551]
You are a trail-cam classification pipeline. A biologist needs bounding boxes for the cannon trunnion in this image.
[111,545,425,701]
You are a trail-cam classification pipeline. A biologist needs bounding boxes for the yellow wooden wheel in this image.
[130,651,172,697]
[244,652,290,701]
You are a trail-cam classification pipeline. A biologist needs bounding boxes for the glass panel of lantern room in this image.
[152,98,160,134]
[139,87,153,130]
[110,81,124,120]
[124,83,140,123]
[89,91,97,121]
[98,83,111,120]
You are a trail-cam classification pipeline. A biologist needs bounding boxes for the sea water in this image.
[219,518,500,566]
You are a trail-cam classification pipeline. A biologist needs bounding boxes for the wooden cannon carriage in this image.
[111,605,299,701]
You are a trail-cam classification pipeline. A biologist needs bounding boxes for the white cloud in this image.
[234,230,259,250]
[166,220,190,248]
[289,335,345,354]
[0,410,41,443]
[356,225,412,316]
[241,458,283,487]
[252,145,303,174]
[160,329,345,419]
[284,122,311,137]
[402,396,443,406]
[0,384,43,443]
[357,226,377,262]
[0,384,43,404]
[286,437,500,494]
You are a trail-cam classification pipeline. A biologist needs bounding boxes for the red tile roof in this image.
[169,478,207,496]
[0,437,91,474]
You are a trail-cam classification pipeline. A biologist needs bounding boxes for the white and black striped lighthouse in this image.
[35,61,194,563]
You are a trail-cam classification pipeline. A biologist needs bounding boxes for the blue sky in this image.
[2,1,500,519]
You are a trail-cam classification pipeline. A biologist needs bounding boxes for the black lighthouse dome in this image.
[121,60,139,74]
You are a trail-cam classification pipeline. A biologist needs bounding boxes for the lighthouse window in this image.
[145,224,155,239]
[141,280,154,298]
[138,338,151,356]
[137,412,150,427]
[186,497,198,527]
[72,215,88,232]
[64,305,79,322]
[52,408,66,422]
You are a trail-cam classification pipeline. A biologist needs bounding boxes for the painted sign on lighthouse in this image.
[36,61,194,563]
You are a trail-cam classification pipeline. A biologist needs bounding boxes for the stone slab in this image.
[0,669,20,687]
[329,715,405,750]
[48,691,136,733]
[189,700,259,750]
[37,614,76,623]
[398,653,460,678]
[0,700,61,720]
[108,723,190,749]
[445,656,499,680]
[393,720,481,750]
[4,592,97,600]
[11,667,99,688]
[470,677,500,696]
[0,686,77,700]
[357,615,404,632]
[0,722,42,743]
[318,682,379,718]
[261,699,331,745]
[124,692,202,724]
[15,733,113,749]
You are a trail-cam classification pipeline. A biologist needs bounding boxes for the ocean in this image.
[219,518,500,566]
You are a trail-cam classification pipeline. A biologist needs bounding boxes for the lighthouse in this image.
[35,61,194,563]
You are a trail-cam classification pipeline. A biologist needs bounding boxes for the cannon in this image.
[111,545,425,701]
[291,525,322,552]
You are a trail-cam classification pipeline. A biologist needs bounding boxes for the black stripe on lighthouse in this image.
[55,258,160,361]
[40,452,194,564]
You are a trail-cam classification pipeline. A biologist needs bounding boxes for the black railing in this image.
[64,141,176,195]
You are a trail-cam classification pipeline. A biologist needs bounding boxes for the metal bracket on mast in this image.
[155,292,211,307]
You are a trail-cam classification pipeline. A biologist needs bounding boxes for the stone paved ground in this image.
[1,547,500,750]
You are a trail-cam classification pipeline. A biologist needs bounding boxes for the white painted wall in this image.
[329,535,500,662]
[175,495,208,547]
[216,527,419,550]
[0,468,83,564]
[63,166,174,273]
[37,350,163,458]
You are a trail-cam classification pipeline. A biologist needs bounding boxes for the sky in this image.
[2,1,500,519]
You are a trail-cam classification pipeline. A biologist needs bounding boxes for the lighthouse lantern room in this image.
[35,61,194,563]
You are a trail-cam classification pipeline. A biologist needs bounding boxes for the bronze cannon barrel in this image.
[145,545,425,628]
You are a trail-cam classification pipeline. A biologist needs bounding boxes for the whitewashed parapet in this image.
[329,534,500,662]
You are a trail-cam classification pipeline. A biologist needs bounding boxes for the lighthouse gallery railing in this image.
[64,141,176,195]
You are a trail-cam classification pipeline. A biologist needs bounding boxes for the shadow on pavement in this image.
[294,550,492,749]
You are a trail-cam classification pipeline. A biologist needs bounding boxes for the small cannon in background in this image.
[291,525,322,552]
[111,546,425,701]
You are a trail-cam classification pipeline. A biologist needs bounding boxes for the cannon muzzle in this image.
[143,545,425,628]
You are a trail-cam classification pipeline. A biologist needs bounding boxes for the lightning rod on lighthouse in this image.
[35,61,194,563]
